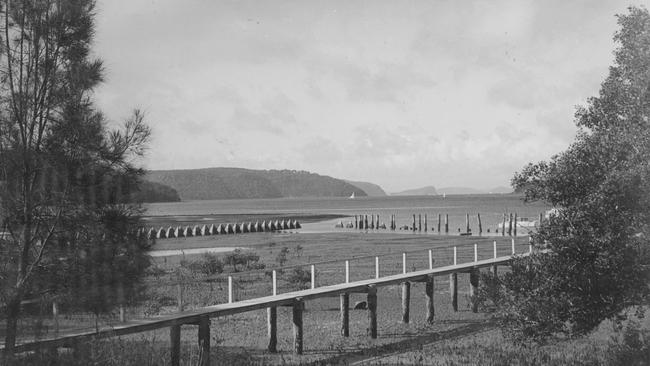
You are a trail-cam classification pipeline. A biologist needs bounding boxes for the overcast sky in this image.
[92,0,640,192]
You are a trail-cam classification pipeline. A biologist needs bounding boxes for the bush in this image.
[287,267,311,289]
[224,249,260,272]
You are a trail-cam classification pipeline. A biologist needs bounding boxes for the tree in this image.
[0,0,151,357]
[498,6,650,342]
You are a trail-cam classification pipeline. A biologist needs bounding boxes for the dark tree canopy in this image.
[496,6,650,341]
[0,0,152,356]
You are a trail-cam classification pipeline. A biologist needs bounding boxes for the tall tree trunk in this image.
[3,292,23,360]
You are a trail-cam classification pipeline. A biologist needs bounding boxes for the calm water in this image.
[145,194,549,235]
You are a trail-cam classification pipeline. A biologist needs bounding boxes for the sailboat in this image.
[349,192,355,199]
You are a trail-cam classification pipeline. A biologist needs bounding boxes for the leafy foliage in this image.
[223,249,260,272]
[504,6,650,341]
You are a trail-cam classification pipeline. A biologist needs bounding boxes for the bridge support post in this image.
[293,298,304,354]
[445,214,449,234]
[425,275,435,323]
[367,285,378,338]
[401,282,410,323]
[470,269,480,313]
[450,273,458,312]
[267,307,277,352]
[340,293,349,337]
[170,324,181,366]
[198,316,210,366]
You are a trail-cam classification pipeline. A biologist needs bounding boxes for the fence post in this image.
[470,268,480,313]
[474,243,478,262]
[402,253,407,274]
[311,264,316,289]
[428,249,433,270]
[198,316,210,366]
[367,285,377,338]
[267,307,277,352]
[425,275,435,323]
[170,324,181,366]
[177,282,184,312]
[511,238,516,255]
[293,298,304,354]
[52,300,59,335]
[228,276,233,303]
[345,260,350,283]
[375,256,380,279]
[272,270,277,296]
[340,293,349,337]
[453,246,457,266]
[529,236,533,253]
[401,281,411,323]
[450,273,458,312]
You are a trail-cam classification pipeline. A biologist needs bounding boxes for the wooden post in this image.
[267,307,277,352]
[514,213,518,236]
[445,214,449,233]
[52,301,59,335]
[529,236,533,253]
[474,243,478,262]
[377,214,380,229]
[293,298,304,354]
[365,215,368,229]
[118,283,126,322]
[466,213,470,233]
[170,324,181,366]
[450,273,458,312]
[425,275,435,324]
[539,212,543,228]
[438,214,441,233]
[502,213,506,236]
[367,285,377,338]
[340,293,349,337]
[428,249,433,269]
[478,213,482,235]
[177,282,184,312]
[424,214,428,232]
[375,256,380,279]
[418,214,422,231]
[401,282,411,323]
[345,260,350,283]
[511,238,516,255]
[228,276,233,303]
[453,246,457,265]
[493,240,497,259]
[272,270,277,295]
[402,253,407,274]
[198,316,210,366]
[470,268,479,313]
[311,264,315,289]
[412,214,416,231]
[371,214,375,229]
[508,213,513,236]
[355,215,358,229]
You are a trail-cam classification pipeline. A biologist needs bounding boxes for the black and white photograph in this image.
[0,0,648,365]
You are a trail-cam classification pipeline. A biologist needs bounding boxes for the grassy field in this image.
[8,231,650,365]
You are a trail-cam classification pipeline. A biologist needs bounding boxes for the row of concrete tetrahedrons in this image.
[144,220,301,240]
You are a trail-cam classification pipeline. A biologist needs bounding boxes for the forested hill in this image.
[146,168,368,200]
[132,181,181,203]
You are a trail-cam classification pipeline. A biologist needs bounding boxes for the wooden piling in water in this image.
[293,298,304,354]
[412,214,416,231]
[502,213,506,236]
[470,268,480,313]
[424,214,428,232]
[354,215,358,229]
[478,213,482,235]
[198,316,210,366]
[367,285,378,338]
[377,214,380,229]
[401,282,411,323]
[365,215,369,230]
[466,213,470,233]
[371,214,375,229]
[340,293,349,337]
[514,213,518,236]
[170,325,181,366]
[450,273,458,312]
[425,275,435,323]
[267,307,277,352]
[418,214,422,231]
[438,214,441,233]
